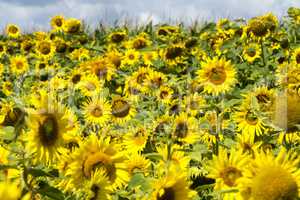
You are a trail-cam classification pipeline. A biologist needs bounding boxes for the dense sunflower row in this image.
[0,7,300,200]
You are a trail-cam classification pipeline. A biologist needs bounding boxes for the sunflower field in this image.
[0,7,300,200]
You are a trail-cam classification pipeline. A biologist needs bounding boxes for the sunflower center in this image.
[91,106,103,117]
[38,114,59,146]
[8,26,18,34]
[175,122,188,138]
[251,166,298,200]
[86,82,96,91]
[111,33,125,43]
[157,187,175,200]
[246,47,256,57]
[55,19,63,27]
[112,99,130,118]
[128,54,135,60]
[245,111,258,125]
[72,74,81,84]
[15,61,24,69]
[39,42,51,55]
[137,73,148,84]
[256,93,269,104]
[208,67,227,85]
[165,46,183,60]
[160,90,169,99]
[94,66,107,78]
[220,166,242,187]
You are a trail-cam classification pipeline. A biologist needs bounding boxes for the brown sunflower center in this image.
[39,42,51,55]
[55,19,63,27]
[72,74,81,84]
[15,61,24,69]
[175,122,188,138]
[38,114,59,146]
[246,47,256,57]
[256,93,270,104]
[111,33,125,43]
[251,166,298,200]
[165,46,183,60]
[245,111,258,125]
[137,73,148,84]
[208,67,227,85]
[112,99,130,118]
[157,187,175,200]
[8,26,18,34]
[91,106,103,117]
[128,54,135,60]
[220,166,242,187]
[133,38,147,49]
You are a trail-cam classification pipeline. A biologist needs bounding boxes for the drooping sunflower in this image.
[82,96,111,127]
[108,30,127,44]
[233,104,266,140]
[239,148,300,200]
[66,134,129,190]
[5,24,21,38]
[151,170,195,200]
[197,57,236,96]
[161,44,186,66]
[50,15,65,31]
[206,148,249,199]
[111,96,136,124]
[242,43,261,63]
[24,91,78,164]
[10,55,29,75]
[172,113,199,144]
[63,18,81,34]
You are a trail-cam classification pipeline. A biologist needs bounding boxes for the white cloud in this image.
[0,0,299,31]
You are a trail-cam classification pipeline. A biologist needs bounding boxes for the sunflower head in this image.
[50,15,65,31]
[6,24,21,38]
[63,18,81,34]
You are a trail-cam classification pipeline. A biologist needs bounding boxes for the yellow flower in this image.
[108,30,127,44]
[239,148,300,200]
[35,39,55,59]
[122,49,140,67]
[0,42,6,57]
[0,181,21,200]
[292,47,300,64]
[111,96,136,124]
[125,153,151,177]
[63,18,81,34]
[10,55,29,75]
[82,95,111,127]
[5,24,21,38]
[242,43,261,63]
[143,51,158,66]
[50,15,65,31]
[123,126,149,153]
[197,57,236,96]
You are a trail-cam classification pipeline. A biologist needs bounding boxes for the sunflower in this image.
[152,114,172,136]
[83,169,112,200]
[10,55,29,75]
[143,51,158,66]
[105,49,123,68]
[50,15,65,31]
[146,70,167,91]
[156,85,174,104]
[63,18,81,34]
[151,170,194,200]
[184,93,206,116]
[125,67,153,94]
[234,104,266,140]
[35,39,55,59]
[108,31,127,44]
[206,148,249,199]
[69,47,90,61]
[156,25,180,40]
[0,63,4,75]
[82,96,111,127]
[83,57,115,81]
[1,81,14,96]
[122,49,140,67]
[243,43,261,63]
[111,96,136,124]
[161,44,186,66]
[78,74,104,97]
[125,153,151,177]
[123,126,149,153]
[66,134,129,190]
[292,47,300,64]
[5,24,20,38]
[197,57,236,96]
[25,91,78,164]
[172,113,199,144]
[239,148,300,200]
[126,33,151,50]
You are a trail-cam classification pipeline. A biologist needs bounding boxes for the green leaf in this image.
[37,181,65,200]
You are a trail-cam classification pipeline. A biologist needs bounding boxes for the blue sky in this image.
[0,0,299,31]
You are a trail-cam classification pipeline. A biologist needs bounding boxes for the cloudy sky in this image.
[0,0,299,31]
